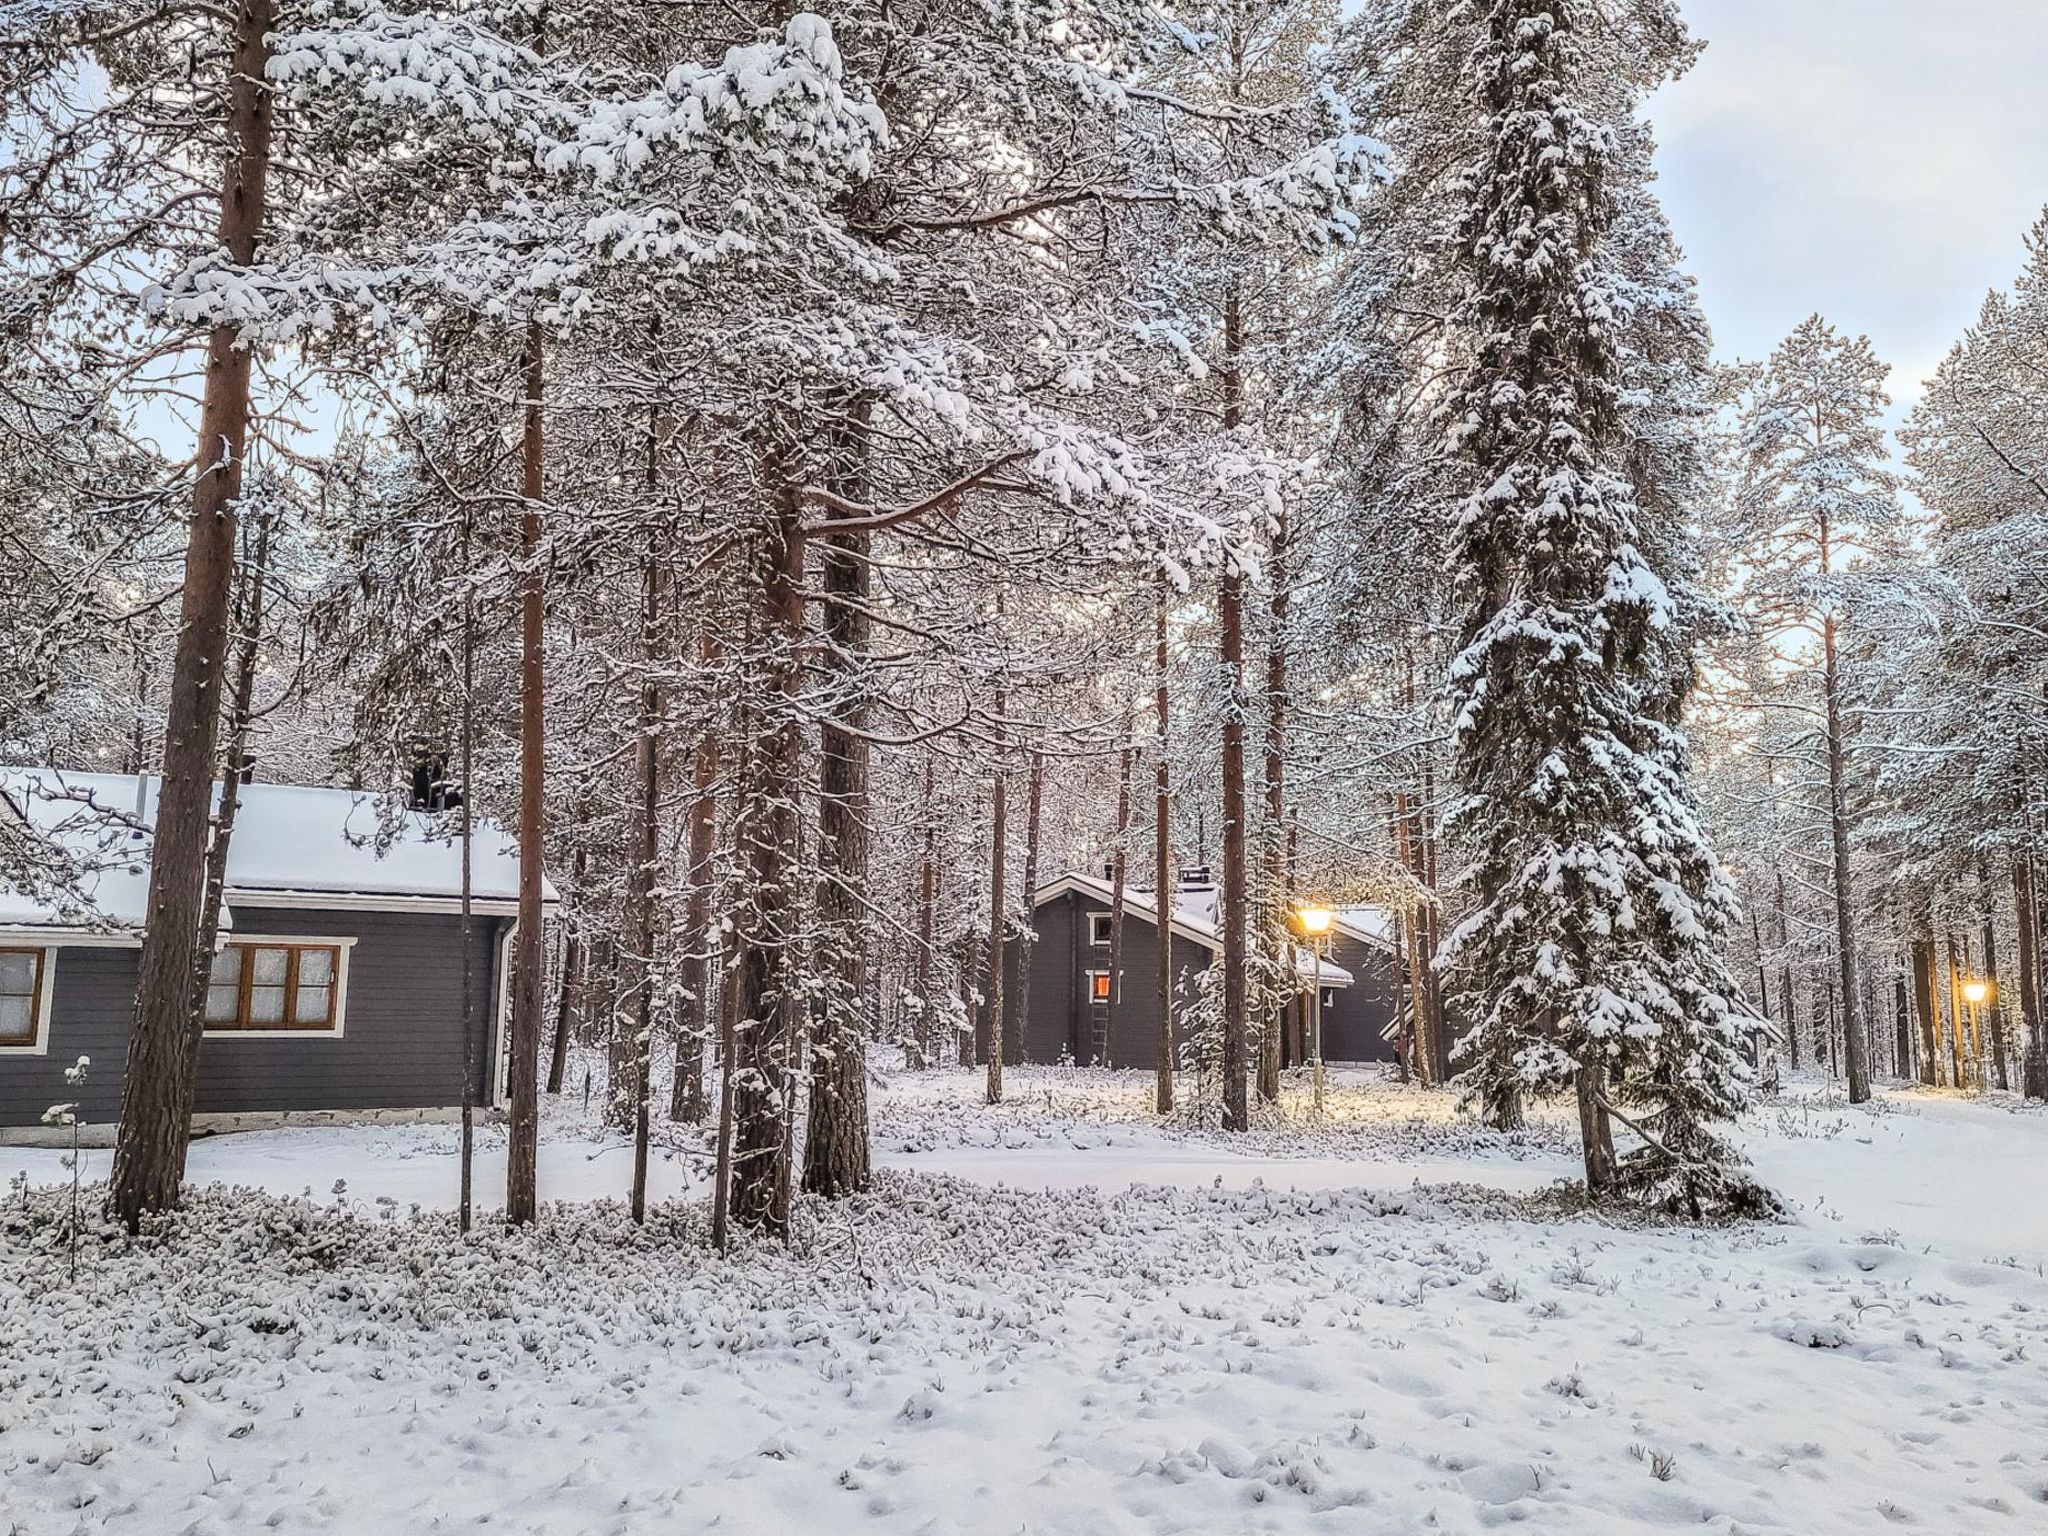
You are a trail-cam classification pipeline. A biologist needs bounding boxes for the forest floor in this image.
[5,1068,2047,1534]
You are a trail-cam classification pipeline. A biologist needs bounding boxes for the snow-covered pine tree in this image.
[1438,0,1761,1211]
[1732,317,1904,1104]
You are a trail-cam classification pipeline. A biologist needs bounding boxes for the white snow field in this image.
[5,1069,2047,1535]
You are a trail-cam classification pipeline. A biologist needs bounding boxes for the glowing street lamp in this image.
[1962,979,1991,1007]
[1295,907,1336,1114]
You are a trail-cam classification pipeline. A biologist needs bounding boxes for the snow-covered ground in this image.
[5,1069,2047,1534]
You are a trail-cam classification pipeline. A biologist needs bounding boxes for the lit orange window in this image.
[1089,971,1112,1004]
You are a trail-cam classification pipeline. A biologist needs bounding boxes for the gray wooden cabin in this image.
[1,769,539,1138]
[1006,871,1401,1070]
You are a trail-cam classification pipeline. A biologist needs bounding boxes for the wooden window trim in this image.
[1086,968,1112,1005]
[1087,911,1113,947]
[0,945,53,1055]
[203,937,353,1038]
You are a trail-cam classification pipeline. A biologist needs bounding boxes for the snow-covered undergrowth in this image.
[872,1064,1581,1163]
[8,1157,2048,1532]
[7,1074,2048,1533]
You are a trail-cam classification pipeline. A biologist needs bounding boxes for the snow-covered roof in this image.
[1032,871,1356,988]
[0,768,550,934]
[1332,906,1399,954]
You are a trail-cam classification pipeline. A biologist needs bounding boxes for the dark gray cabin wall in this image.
[1017,891,1211,1069]
[1319,932,1398,1063]
[0,907,510,1127]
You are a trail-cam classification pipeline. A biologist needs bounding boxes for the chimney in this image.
[1178,864,1212,889]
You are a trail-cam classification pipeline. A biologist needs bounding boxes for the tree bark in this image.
[915,752,937,1069]
[802,422,874,1199]
[1979,877,2008,1091]
[1104,738,1133,1068]
[547,927,580,1095]
[628,540,664,1222]
[729,451,805,1236]
[671,628,721,1122]
[504,324,547,1226]
[984,722,1009,1103]
[1819,582,1869,1102]
[1257,508,1291,1103]
[1911,929,1941,1086]
[1014,749,1044,1070]
[1217,284,1249,1133]
[1153,597,1174,1114]
[2014,852,2046,1098]
[1575,1062,1618,1196]
[107,0,275,1230]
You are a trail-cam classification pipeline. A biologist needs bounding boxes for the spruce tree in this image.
[1439,0,1762,1211]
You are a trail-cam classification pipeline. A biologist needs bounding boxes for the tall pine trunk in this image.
[729,454,805,1236]
[1014,750,1044,1071]
[1217,287,1250,1133]
[107,0,274,1229]
[628,540,664,1221]
[1154,598,1175,1113]
[1257,509,1291,1103]
[1820,582,1870,1102]
[2014,852,2045,1098]
[672,627,721,1123]
[1104,739,1133,1067]
[505,324,547,1225]
[803,420,874,1198]
[984,714,1008,1103]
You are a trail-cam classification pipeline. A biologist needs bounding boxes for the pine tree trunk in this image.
[1911,930,1941,1086]
[733,450,802,1236]
[984,731,1008,1103]
[729,450,805,1237]
[1105,740,1133,1068]
[547,927,580,1095]
[1154,598,1175,1113]
[1257,510,1291,1103]
[1217,282,1249,1131]
[2013,852,2046,1098]
[106,0,275,1230]
[915,753,937,1069]
[1821,606,1870,1103]
[628,541,664,1221]
[505,324,548,1225]
[1014,750,1044,1071]
[1979,885,2008,1091]
[671,628,721,1122]
[187,509,272,1033]
[802,426,874,1199]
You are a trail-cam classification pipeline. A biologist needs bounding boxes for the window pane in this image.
[206,984,241,1024]
[249,984,288,1025]
[297,949,334,986]
[0,951,34,999]
[294,984,332,1026]
[209,948,242,985]
[250,947,289,985]
[0,994,31,1043]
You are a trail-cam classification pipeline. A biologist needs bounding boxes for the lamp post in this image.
[1297,906,1334,1115]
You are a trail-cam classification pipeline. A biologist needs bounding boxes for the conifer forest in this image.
[4,2,2047,1531]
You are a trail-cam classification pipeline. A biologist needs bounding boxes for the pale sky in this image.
[1651,0,2048,420]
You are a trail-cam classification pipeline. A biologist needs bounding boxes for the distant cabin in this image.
[1013,869,1402,1069]
[0,769,550,1140]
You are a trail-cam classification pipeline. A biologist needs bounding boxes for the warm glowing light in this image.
[1297,906,1334,937]
[1962,980,1990,1006]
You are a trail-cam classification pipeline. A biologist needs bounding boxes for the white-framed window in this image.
[204,937,354,1037]
[1088,911,1114,946]
[1321,988,1338,1012]
[0,946,54,1055]
[1086,968,1113,1005]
